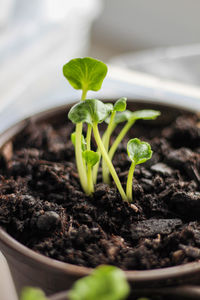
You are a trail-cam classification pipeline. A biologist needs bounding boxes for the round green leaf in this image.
[127,138,152,165]
[114,97,127,112]
[82,150,100,167]
[68,265,130,300]
[63,57,108,92]
[130,110,160,121]
[68,99,112,125]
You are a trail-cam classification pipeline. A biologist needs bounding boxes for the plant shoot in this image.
[126,138,152,202]
[63,58,107,194]
[63,57,160,204]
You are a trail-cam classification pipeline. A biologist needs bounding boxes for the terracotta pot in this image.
[0,100,200,298]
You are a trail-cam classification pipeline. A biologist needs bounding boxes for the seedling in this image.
[82,150,100,193]
[63,57,160,203]
[20,266,130,300]
[96,109,160,185]
[68,99,128,201]
[108,109,160,164]
[126,138,152,202]
[93,97,127,183]
[63,58,107,195]
[68,265,130,300]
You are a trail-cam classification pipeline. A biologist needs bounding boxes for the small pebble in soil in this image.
[36,211,61,231]
[151,163,173,177]
[131,219,182,239]
[179,244,200,259]
[170,191,200,216]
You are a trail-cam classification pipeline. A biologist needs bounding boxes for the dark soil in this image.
[0,106,200,271]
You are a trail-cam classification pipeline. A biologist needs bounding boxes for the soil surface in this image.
[0,106,200,271]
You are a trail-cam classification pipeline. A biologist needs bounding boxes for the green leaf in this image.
[130,109,160,121]
[105,110,132,125]
[68,265,130,300]
[127,138,152,165]
[82,150,100,167]
[71,132,86,151]
[106,109,160,125]
[20,287,47,300]
[68,99,112,125]
[114,97,127,112]
[63,57,108,92]
[114,110,132,124]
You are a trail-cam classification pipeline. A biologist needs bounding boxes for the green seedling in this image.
[63,57,107,195]
[126,138,152,202]
[93,97,127,183]
[102,97,127,183]
[109,109,160,162]
[99,109,159,185]
[68,99,128,201]
[68,265,130,300]
[64,57,160,205]
[83,150,100,194]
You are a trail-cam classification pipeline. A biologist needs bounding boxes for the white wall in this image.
[93,0,200,52]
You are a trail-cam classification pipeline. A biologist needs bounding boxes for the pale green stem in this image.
[102,111,116,184]
[109,119,136,161]
[126,161,135,202]
[92,148,101,184]
[87,164,94,194]
[93,122,128,202]
[81,88,88,101]
[86,124,92,151]
[74,88,88,193]
[92,119,116,184]
[75,123,88,193]
[86,124,94,195]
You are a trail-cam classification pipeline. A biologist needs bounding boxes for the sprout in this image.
[126,138,152,202]
[68,265,130,300]
[83,150,100,194]
[63,58,107,194]
[100,109,159,184]
[64,57,160,205]
[109,109,160,162]
[68,99,128,202]
[93,97,127,184]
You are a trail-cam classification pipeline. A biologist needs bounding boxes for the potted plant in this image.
[0,57,200,298]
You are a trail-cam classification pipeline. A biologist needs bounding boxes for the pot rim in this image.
[0,100,200,283]
[1,228,200,282]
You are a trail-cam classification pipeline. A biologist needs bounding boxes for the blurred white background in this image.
[91,0,200,58]
[1,0,200,110]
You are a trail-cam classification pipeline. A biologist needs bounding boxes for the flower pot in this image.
[0,99,200,299]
